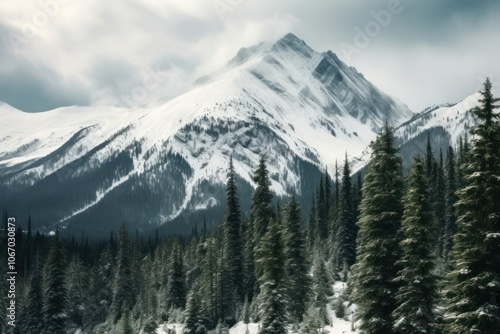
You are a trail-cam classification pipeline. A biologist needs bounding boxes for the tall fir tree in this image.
[443,145,457,262]
[352,124,404,334]
[334,155,356,277]
[243,217,257,305]
[112,224,136,322]
[307,198,317,248]
[257,218,288,334]
[392,155,438,334]
[251,155,274,297]
[166,240,187,310]
[316,177,328,240]
[443,78,500,333]
[222,156,244,303]
[42,237,68,334]
[283,197,311,322]
[434,150,446,257]
[251,155,274,244]
[19,254,44,334]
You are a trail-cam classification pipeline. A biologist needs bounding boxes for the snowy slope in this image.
[0,33,412,234]
[351,90,499,173]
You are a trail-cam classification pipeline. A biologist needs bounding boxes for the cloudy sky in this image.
[1,0,499,113]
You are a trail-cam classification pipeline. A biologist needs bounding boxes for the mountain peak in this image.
[271,33,313,58]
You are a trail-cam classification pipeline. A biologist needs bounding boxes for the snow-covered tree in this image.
[283,197,311,322]
[351,124,404,334]
[42,237,68,334]
[392,155,438,334]
[257,218,288,334]
[443,78,500,333]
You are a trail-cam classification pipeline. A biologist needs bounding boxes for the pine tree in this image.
[352,124,404,334]
[257,218,288,334]
[434,150,446,258]
[252,155,274,243]
[166,240,187,310]
[425,132,434,178]
[112,224,136,322]
[316,177,328,240]
[307,198,317,248]
[184,286,202,334]
[312,258,333,324]
[19,255,44,334]
[66,255,87,328]
[42,237,68,334]
[243,218,256,304]
[252,155,274,297]
[392,155,438,334]
[334,155,356,277]
[223,156,244,303]
[443,78,500,333]
[283,197,311,322]
[443,145,457,262]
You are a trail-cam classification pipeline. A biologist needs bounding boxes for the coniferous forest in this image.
[1,78,499,334]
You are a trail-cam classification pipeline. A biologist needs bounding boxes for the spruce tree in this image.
[223,156,244,303]
[257,218,288,334]
[166,240,187,309]
[392,155,438,334]
[112,224,136,322]
[316,177,328,240]
[251,155,274,297]
[307,198,317,248]
[283,197,311,322]
[252,155,274,243]
[434,150,446,258]
[334,155,356,277]
[243,218,256,304]
[20,256,44,334]
[184,286,202,334]
[42,237,68,334]
[352,124,404,334]
[443,145,457,262]
[443,78,500,333]
[312,258,333,324]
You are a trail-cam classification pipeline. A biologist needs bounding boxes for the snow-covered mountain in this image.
[351,91,493,173]
[0,33,413,236]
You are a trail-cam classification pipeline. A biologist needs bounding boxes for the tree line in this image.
[0,78,498,334]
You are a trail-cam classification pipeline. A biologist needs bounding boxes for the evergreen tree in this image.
[112,224,136,322]
[252,155,274,297]
[443,78,500,333]
[184,286,202,334]
[243,218,256,304]
[223,156,244,303]
[443,145,457,261]
[20,256,44,334]
[66,255,87,328]
[352,124,404,334]
[257,218,288,334]
[325,170,332,220]
[252,155,274,243]
[334,155,356,277]
[425,132,434,178]
[392,155,438,334]
[434,150,446,258]
[283,197,311,322]
[312,258,333,324]
[166,240,187,309]
[307,198,317,248]
[316,177,328,240]
[42,237,68,334]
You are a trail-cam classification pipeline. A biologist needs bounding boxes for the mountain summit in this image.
[0,33,412,235]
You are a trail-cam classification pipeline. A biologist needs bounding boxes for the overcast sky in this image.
[1,0,499,113]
